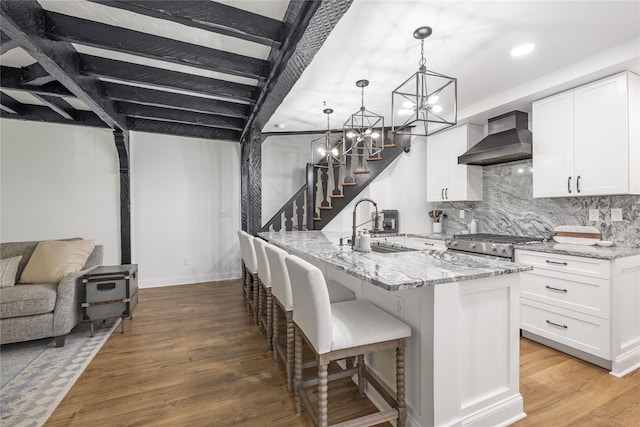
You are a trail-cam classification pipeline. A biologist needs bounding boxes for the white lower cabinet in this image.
[516,250,640,377]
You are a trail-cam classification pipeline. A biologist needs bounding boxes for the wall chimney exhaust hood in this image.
[458,110,532,166]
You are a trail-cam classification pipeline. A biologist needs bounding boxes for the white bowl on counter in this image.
[596,240,615,247]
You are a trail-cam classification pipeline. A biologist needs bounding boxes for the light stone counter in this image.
[259,230,532,291]
[514,241,640,260]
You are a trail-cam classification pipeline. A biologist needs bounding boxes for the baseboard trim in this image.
[611,346,640,378]
[140,274,241,288]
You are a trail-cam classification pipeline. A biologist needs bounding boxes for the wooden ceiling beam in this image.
[1,65,73,96]
[102,81,250,118]
[127,117,241,142]
[0,103,109,128]
[44,11,268,81]
[0,92,24,115]
[31,93,74,120]
[0,0,126,130]
[1,30,18,54]
[22,62,57,86]
[86,0,283,48]
[118,102,244,131]
[79,54,256,104]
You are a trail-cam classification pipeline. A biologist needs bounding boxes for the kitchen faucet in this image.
[352,198,378,248]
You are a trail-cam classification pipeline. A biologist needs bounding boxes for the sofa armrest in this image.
[52,266,99,336]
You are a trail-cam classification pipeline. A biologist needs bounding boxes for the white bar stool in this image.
[285,254,411,427]
[237,230,259,325]
[265,244,356,394]
[253,237,273,349]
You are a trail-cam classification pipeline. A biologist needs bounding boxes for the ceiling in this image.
[1,1,639,142]
[265,0,640,133]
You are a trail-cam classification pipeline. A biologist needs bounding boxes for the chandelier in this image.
[311,107,343,168]
[343,79,384,158]
[392,26,457,136]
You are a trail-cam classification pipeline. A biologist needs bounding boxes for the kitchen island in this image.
[259,230,533,427]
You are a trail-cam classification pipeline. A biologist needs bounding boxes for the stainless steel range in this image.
[445,233,546,261]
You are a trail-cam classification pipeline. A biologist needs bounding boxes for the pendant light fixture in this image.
[392,26,457,136]
[311,107,343,168]
[344,79,384,159]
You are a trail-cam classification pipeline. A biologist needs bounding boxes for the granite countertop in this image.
[259,231,532,291]
[514,241,640,260]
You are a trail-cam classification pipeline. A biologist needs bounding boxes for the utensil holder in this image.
[433,222,442,234]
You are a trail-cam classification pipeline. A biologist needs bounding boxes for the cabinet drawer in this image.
[516,250,610,279]
[521,270,610,319]
[86,279,127,303]
[521,299,610,359]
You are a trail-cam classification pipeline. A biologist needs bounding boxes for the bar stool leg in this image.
[397,345,407,427]
[253,273,259,325]
[286,310,294,394]
[266,287,273,351]
[294,327,303,415]
[273,304,279,363]
[258,281,264,331]
[318,361,329,427]
[357,354,366,397]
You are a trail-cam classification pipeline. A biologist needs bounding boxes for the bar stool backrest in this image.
[253,238,271,287]
[285,254,333,354]
[237,231,258,274]
[264,244,292,311]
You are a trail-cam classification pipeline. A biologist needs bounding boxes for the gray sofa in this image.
[0,240,103,347]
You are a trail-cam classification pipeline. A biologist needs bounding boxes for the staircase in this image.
[261,130,411,232]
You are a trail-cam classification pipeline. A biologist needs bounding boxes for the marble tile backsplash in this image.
[426,160,640,248]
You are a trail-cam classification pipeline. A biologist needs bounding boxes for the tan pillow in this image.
[0,255,22,287]
[20,240,95,284]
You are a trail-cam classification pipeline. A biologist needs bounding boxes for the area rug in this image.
[1,319,119,427]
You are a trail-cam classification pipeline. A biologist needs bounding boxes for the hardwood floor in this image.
[46,280,640,426]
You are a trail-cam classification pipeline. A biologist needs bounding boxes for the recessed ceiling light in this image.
[511,43,535,57]
[274,123,286,129]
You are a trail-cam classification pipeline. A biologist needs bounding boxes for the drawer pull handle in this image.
[545,285,568,293]
[97,282,116,291]
[546,320,568,329]
[545,260,568,266]
[424,242,434,246]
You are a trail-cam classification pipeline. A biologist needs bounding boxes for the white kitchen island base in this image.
[325,267,525,427]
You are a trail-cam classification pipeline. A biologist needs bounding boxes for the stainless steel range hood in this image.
[458,110,532,166]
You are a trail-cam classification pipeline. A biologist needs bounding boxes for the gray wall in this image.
[427,159,640,248]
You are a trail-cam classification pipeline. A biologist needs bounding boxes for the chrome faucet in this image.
[352,198,378,248]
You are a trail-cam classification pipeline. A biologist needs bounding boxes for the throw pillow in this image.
[20,240,95,284]
[0,255,22,287]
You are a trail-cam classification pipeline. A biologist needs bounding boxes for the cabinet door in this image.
[426,132,448,201]
[574,74,629,195]
[532,91,575,197]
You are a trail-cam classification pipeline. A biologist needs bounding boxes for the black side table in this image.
[81,264,138,336]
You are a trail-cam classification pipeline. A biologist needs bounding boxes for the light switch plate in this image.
[589,209,599,222]
[459,210,465,219]
[611,208,623,222]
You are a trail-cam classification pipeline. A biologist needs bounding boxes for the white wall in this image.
[0,119,121,264]
[261,133,320,225]
[130,132,241,287]
[323,136,432,234]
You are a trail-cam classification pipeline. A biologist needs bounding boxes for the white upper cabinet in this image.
[426,124,483,202]
[533,72,640,198]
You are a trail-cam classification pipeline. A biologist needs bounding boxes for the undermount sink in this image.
[370,244,419,253]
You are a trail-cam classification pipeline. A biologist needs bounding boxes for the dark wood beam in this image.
[44,11,268,81]
[1,30,18,54]
[118,102,244,131]
[0,1,125,130]
[1,65,73,96]
[0,92,23,114]
[22,62,56,86]
[0,104,109,128]
[86,0,283,48]
[79,54,256,104]
[250,0,354,141]
[128,117,241,142]
[31,93,74,119]
[102,81,250,118]
[241,0,322,141]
